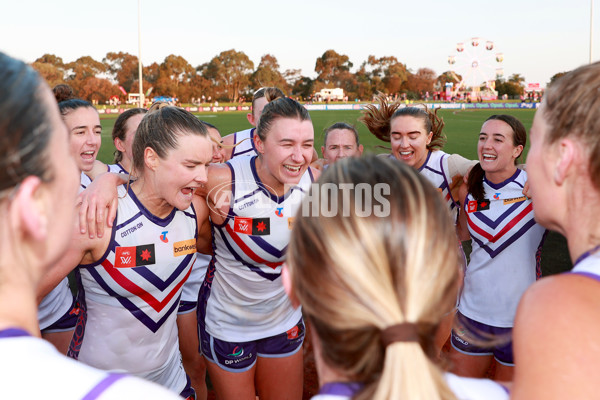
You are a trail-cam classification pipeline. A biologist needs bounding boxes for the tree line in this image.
[31,49,554,104]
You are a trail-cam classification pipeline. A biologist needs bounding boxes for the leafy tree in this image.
[495,77,524,98]
[508,73,526,87]
[314,49,353,86]
[153,55,195,100]
[404,68,436,95]
[31,59,65,88]
[251,54,288,91]
[103,52,140,93]
[64,56,111,100]
[201,49,254,102]
[34,54,65,68]
[291,76,314,100]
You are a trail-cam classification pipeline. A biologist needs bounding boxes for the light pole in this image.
[591,0,594,64]
[138,0,144,107]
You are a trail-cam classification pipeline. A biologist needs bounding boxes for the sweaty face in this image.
[321,129,362,164]
[153,133,213,211]
[478,119,522,182]
[390,115,432,169]
[255,117,314,193]
[65,107,102,172]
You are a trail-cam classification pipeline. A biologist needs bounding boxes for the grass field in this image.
[97,108,571,276]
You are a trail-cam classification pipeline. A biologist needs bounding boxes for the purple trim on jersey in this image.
[308,167,315,182]
[0,328,30,338]
[573,244,600,267]
[417,150,433,172]
[114,210,143,232]
[319,382,363,397]
[79,217,119,269]
[484,168,522,190]
[231,128,257,157]
[86,267,181,332]
[133,253,195,290]
[128,186,177,227]
[213,228,280,281]
[419,151,456,210]
[116,163,128,174]
[470,202,522,229]
[470,218,537,258]
[250,156,306,204]
[81,374,126,400]
[234,187,265,204]
[211,162,236,229]
[570,271,600,282]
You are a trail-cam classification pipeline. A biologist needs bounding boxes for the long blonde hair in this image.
[287,155,460,400]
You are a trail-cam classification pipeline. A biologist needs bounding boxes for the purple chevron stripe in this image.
[471,218,536,258]
[215,227,280,281]
[249,235,287,259]
[132,253,194,290]
[87,268,180,332]
[469,202,522,229]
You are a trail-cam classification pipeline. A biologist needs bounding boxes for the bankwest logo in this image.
[173,239,196,257]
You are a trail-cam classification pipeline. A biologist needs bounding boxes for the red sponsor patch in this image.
[287,325,299,340]
[468,200,477,213]
[115,246,136,268]
[234,217,252,235]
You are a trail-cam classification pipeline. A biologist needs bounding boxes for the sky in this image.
[1,0,597,89]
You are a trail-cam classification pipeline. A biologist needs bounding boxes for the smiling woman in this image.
[39,105,214,398]
[197,97,320,400]
[448,114,547,381]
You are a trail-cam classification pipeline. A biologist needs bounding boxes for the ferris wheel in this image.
[447,38,504,97]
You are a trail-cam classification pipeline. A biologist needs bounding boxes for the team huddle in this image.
[2,51,600,400]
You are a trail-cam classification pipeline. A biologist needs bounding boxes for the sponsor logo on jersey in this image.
[233,217,271,235]
[467,199,490,213]
[160,231,168,243]
[114,244,156,267]
[503,196,527,205]
[493,193,500,200]
[173,238,196,257]
[275,207,284,217]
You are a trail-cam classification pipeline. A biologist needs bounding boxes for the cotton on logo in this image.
[207,180,278,218]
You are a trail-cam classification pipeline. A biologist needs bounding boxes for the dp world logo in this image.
[228,346,244,357]
[207,180,301,219]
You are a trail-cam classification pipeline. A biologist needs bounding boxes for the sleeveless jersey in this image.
[418,150,459,222]
[571,250,600,282]
[0,328,182,399]
[178,252,210,311]
[203,155,312,342]
[230,128,257,159]
[107,163,128,174]
[68,185,197,393]
[459,169,546,327]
